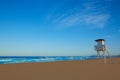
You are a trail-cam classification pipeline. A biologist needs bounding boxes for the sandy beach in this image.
[0,58,120,80]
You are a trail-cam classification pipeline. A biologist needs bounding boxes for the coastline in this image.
[0,58,120,80]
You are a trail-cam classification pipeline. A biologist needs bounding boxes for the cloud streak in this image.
[47,0,112,29]
[83,14,110,28]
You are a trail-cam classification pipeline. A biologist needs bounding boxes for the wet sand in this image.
[0,58,120,80]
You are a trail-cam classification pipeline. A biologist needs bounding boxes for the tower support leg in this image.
[107,51,114,63]
[97,51,101,64]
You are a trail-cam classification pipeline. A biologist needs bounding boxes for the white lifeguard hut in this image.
[94,39,114,64]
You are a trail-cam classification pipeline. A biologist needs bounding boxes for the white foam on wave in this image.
[0,59,13,62]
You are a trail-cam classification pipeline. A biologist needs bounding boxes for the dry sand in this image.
[0,58,120,80]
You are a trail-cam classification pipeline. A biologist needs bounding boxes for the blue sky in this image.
[0,0,120,56]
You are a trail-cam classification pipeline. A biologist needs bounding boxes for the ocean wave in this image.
[0,56,99,64]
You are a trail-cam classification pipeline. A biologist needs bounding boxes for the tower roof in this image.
[95,39,105,42]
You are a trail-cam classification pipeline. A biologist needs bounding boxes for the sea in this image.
[0,55,118,64]
[0,56,98,64]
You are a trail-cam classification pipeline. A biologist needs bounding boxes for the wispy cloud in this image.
[52,12,81,28]
[83,14,110,28]
[47,0,112,29]
[106,35,112,38]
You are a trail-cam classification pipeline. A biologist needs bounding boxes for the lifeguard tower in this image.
[94,39,114,64]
